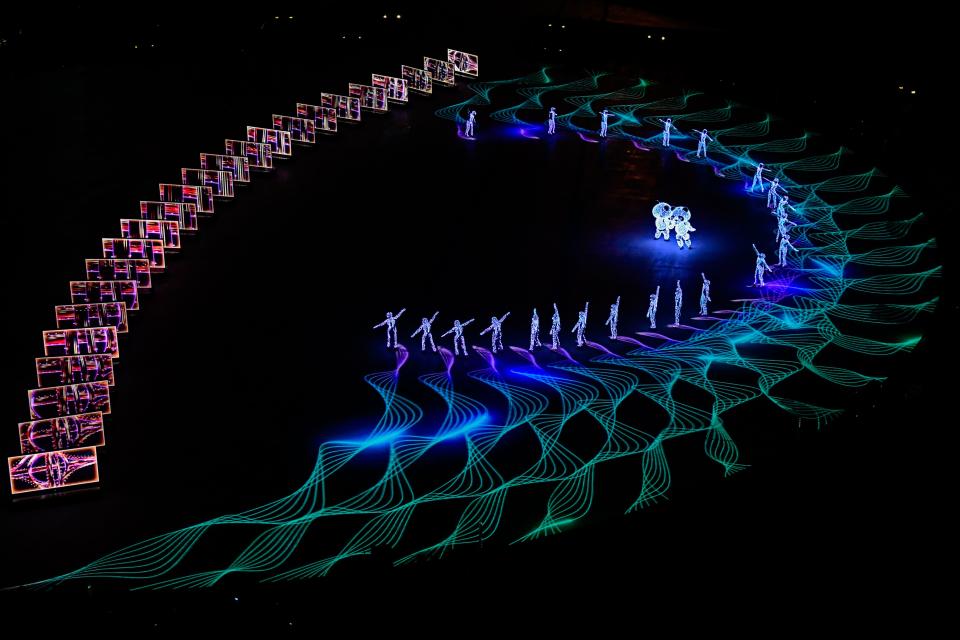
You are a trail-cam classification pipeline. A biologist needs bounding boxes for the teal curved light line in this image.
[20,70,943,590]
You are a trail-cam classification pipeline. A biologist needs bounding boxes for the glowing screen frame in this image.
[224,139,273,170]
[18,412,105,454]
[159,183,215,214]
[272,115,316,144]
[55,302,129,333]
[296,103,338,133]
[140,201,199,232]
[401,65,433,94]
[120,219,181,250]
[424,57,456,85]
[348,83,389,112]
[36,355,114,388]
[447,49,479,76]
[70,279,139,311]
[28,381,111,420]
[181,169,235,198]
[320,93,362,122]
[200,153,250,183]
[43,327,119,358]
[246,127,292,157]
[8,447,100,494]
[102,238,165,271]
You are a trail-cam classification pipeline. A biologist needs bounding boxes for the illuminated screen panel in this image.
[447,49,479,76]
[320,94,361,122]
[182,169,235,198]
[102,238,165,271]
[56,302,129,333]
[200,153,250,183]
[273,115,316,144]
[225,139,273,170]
[43,327,119,358]
[70,280,139,311]
[85,258,152,289]
[348,83,389,112]
[36,355,114,387]
[120,219,181,250]
[8,447,99,494]
[18,413,105,454]
[372,74,408,102]
[140,201,199,232]
[159,183,215,214]
[28,381,111,420]
[424,57,456,85]
[296,104,338,133]
[401,65,432,94]
[246,127,292,157]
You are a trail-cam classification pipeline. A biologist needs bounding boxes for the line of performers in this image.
[373,275,713,356]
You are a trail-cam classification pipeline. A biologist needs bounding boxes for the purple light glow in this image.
[473,346,497,371]
[508,346,542,369]
[577,132,600,144]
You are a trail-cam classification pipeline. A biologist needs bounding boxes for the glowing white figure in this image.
[750,162,768,191]
[480,312,511,353]
[571,301,589,346]
[767,177,786,208]
[410,311,439,352]
[774,196,796,218]
[550,303,562,349]
[600,109,609,138]
[673,280,683,325]
[653,202,673,240]
[672,207,696,249]
[605,295,621,339]
[547,107,557,135]
[752,243,773,286]
[658,117,676,146]
[530,308,542,350]
[700,272,711,316]
[465,110,477,138]
[693,128,713,158]
[373,308,406,348]
[647,286,660,328]
[441,318,475,356]
[776,212,797,242]
[776,234,799,267]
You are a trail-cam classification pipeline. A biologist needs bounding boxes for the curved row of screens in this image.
[9,49,479,495]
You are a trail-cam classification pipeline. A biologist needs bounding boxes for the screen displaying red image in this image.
[85,258,152,289]
[320,94,362,122]
[120,219,181,250]
[159,183,214,213]
[273,115,316,143]
[8,447,100,494]
[225,139,273,170]
[102,238,165,271]
[372,74,409,102]
[18,412,105,454]
[181,168,235,198]
[36,355,114,387]
[28,381,111,420]
[447,49,479,76]
[348,83,389,112]
[246,127,292,156]
[70,280,139,311]
[296,104,338,133]
[140,201,199,232]
[200,153,250,183]
[424,57,456,85]
[43,327,119,358]
[56,302,129,333]
[401,65,433,94]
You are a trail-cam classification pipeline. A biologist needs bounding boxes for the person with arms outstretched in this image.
[411,311,439,352]
[752,243,773,286]
[373,308,406,348]
[480,312,511,353]
[441,318,475,356]
[693,128,713,158]
[658,117,677,146]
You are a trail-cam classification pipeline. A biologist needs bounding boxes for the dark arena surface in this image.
[2,3,955,632]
